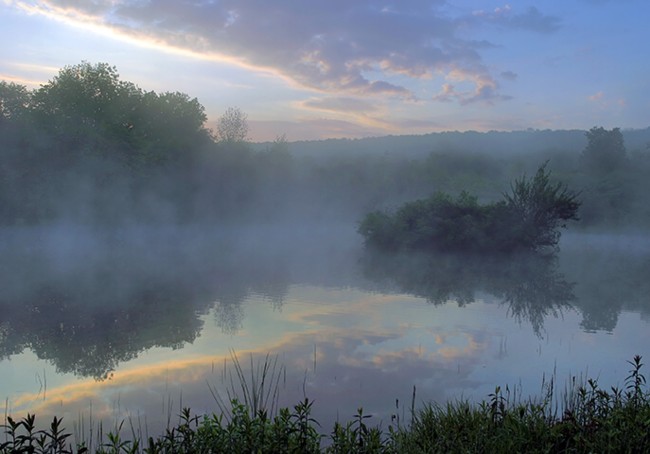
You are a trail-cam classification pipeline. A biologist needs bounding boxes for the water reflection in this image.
[7,291,504,434]
[0,225,296,379]
[360,250,575,335]
[560,233,650,332]
[2,227,650,438]
[11,291,650,438]
[0,223,359,379]
[2,227,650,382]
[0,295,203,380]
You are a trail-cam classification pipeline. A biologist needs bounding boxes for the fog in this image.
[3,94,650,374]
[3,66,650,437]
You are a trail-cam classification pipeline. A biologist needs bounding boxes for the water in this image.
[1,224,649,440]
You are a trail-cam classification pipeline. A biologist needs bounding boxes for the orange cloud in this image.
[588,91,604,101]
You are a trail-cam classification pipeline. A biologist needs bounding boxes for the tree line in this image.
[0,62,275,225]
[1,61,649,228]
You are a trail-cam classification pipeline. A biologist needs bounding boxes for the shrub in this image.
[358,163,580,253]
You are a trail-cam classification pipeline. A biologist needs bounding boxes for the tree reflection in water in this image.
[3,226,649,382]
[360,250,576,336]
[0,226,292,380]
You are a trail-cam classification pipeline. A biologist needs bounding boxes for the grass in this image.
[3,355,650,453]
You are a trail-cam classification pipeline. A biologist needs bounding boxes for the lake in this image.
[1,223,649,441]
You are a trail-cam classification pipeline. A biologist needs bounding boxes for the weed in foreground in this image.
[3,355,650,453]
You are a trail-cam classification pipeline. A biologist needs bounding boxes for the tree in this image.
[503,162,581,251]
[358,163,581,254]
[28,61,146,160]
[129,90,209,165]
[215,106,249,143]
[581,126,627,173]
[578,127,630,224]
[28,61,211,168]
[0,61,223,224]
[32,62,131,127]
[0,81,30,122]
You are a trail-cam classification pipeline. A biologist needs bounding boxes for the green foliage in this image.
[0,64,645,229]
[4,357,650,453]
[127,90,209,166]
[31,62,139,153]
[392,355,650,453]
[575,127,639,226]
[503,162,581,250]
[359,163,581,254]
[0,81,30,121]
[357,211,399,251]
[581,126,627,174]
[28,62,209,168]
[32,62,126,119]
[1,414,82,454]
[209,351,285,420]
[327,408,386,453]
[0,62,220,224]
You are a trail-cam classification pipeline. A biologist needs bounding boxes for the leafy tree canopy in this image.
[581,126,627,174]
[0,81,30,121]
[24,61,209,167]
[358,163,580,254]
[0,62,219,224]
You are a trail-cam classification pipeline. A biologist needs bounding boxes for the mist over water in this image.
[2,219,650,435]
[3,64,650,437]
[2,192,650,434]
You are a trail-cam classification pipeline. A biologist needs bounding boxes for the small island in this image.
[358,163,581,254]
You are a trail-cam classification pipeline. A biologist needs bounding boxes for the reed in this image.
[2,355,650,453]
[207,350,286,421]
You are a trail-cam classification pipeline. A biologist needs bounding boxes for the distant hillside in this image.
[253,128,650,160]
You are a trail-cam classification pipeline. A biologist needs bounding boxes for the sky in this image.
[1,0,648,142]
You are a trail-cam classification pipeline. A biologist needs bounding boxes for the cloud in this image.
[0,62,61,87]
[581,0,637,4]
[248,118,388,141]
[300,97,379,114]
[17,0,519,105]
[471,5,561,34]
[587,91,626,112]
[0,73,43,87]
[393,118,442,130]
[365,80,412,97]
[297,96,397,133]
[588,91,605,101]
[433,69,512,105]
[249,113,445,141]
[508,7,561,33]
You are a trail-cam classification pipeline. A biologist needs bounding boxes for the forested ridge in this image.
[2,62,650,228]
